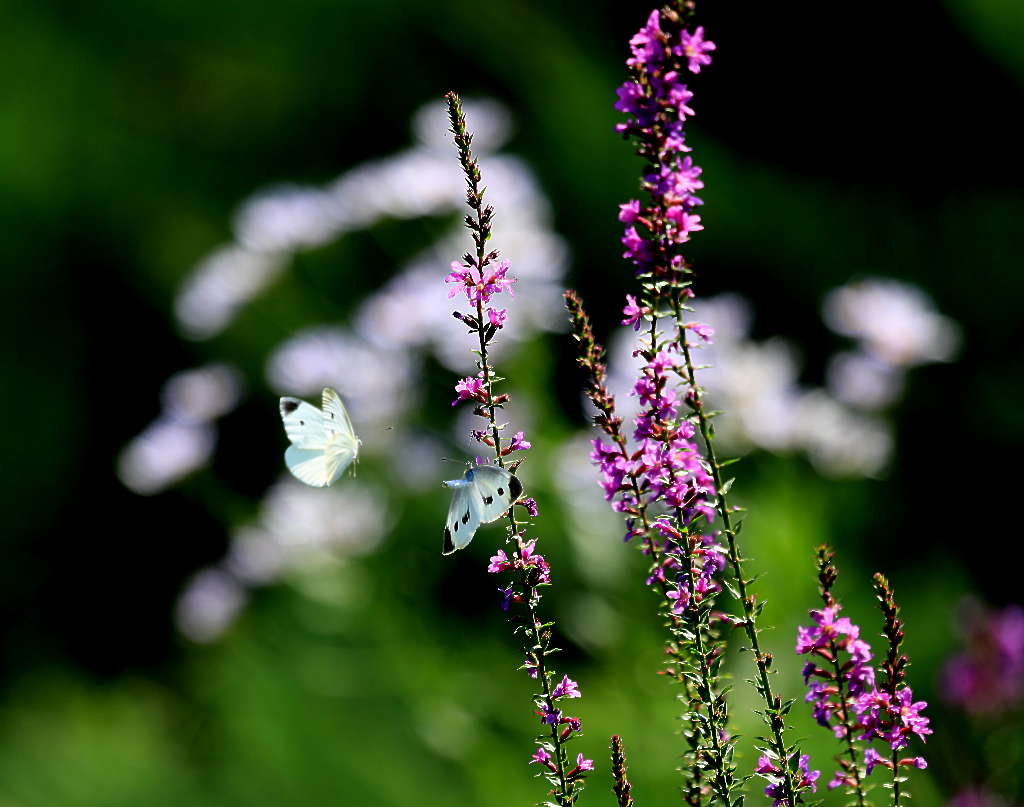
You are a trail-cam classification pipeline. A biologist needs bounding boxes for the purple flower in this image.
[488,550,511,574]
[666,581,691,615]
[942,603,1024,714]
[552,675,582,699]
[864,747,886,775]
[676,26,716,74]
[762,754,820,807]
[540,705,561,724]
[530,746,552,765]
[621,294,646,330]
[519,497,539,517]
[498,584,515,611]
[686,322,714,342]
[488,307,508,327]
[618,200,641,223]
[508,431,532,452]
[853,685,931,750]
[452,376,486,406]
[569,752,595,775]
[628,10,664,67]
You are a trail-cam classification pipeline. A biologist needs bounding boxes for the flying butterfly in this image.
[442,464,523,555]
[278,387,360,487]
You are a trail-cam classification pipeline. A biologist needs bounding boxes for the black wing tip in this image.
[509,474,524,502]
[281,398,300,414]
[442,527,455,556]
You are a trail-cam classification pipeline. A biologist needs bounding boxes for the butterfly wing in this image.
[284,445,337,487]
[469,465,524,524]
[279,397,328,449]
[442,482,483,555]
[320,387,360,479]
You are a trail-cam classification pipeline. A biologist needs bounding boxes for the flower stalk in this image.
[445,90,591,805]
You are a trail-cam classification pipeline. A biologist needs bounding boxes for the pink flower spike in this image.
[576,753,595,772]
[487,308,508,327]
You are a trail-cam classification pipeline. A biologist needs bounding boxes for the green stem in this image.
[465,183,573,807]
[674,294,799,807]
[827,644,869,807]
[645,314,731,807]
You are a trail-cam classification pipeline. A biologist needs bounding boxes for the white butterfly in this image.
[442,464,523,555]
[278,387,360,487]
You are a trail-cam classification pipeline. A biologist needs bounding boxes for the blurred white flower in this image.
[794,391,893,477]
[265,326,412,429]
[822,277,961,367]
[118,363,242,494]
[162,363,243,423]
[175,568,247,644]
[175,246,285,340]
[826,350,903,409]
[117,420,215,495]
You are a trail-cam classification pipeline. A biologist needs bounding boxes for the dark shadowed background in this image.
[2,1,1022,804]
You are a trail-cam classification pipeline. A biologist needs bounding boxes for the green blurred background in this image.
[2,0,1023,804]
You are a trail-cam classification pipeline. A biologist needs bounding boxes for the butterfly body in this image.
[442,464,523,555]
[279,387,360,487]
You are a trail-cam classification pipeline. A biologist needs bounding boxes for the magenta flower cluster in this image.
[591,349,715,525]
[853,686,932,751]
[755,753,820,807]
[614,12,713,275]
[527,672,593,777]
[796,600,931,788]
[798,605,876,736]
[942,602,1024,715]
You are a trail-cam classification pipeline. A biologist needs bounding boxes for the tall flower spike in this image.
[444,91,590,806]
[796,546,872,806]
[606,2,816,804]
[610,735,635,807]
[566,289,734,806]
[858,573,931,807]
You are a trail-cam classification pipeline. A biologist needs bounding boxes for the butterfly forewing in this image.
[470,466,523,523]
[279,398,329,449]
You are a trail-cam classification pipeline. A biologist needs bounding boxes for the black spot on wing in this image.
[497,487,504,496]
[483,495,493,505]
[282,400,299,414]
[462,510,470,525]
[442,527,455,555]
[509,475,523,501]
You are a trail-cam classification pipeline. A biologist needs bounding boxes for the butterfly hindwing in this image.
[443,484,482,555]
[284,445,339,488]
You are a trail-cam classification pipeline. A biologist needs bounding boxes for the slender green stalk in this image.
[447,90,575,805]
[673,293,799,807]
